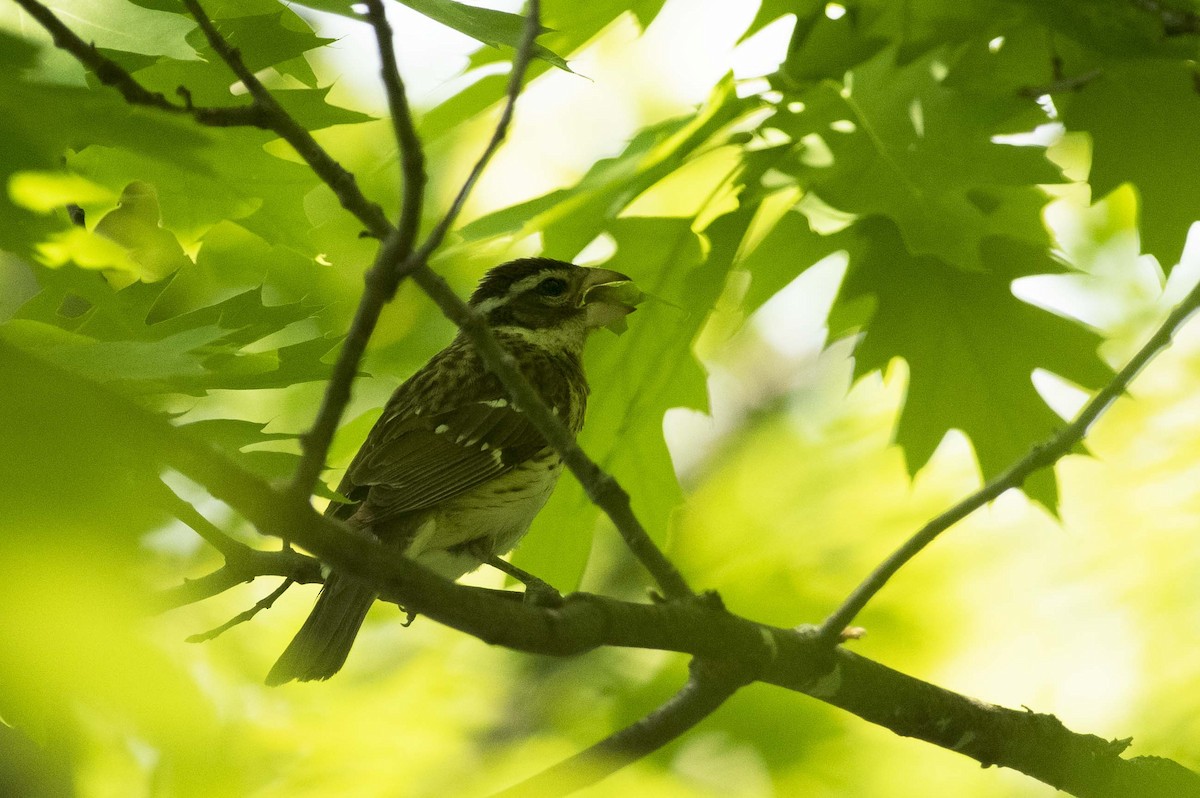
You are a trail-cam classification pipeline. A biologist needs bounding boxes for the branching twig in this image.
[816,278,1200,644]
[9,0,267,126]
[186,578,296,643]
[155,548,322,612]
[491,658,747,798]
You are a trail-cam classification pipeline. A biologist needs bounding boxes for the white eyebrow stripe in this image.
[508,272,562,294]
[474,295,508,314]
[473,270,572,314]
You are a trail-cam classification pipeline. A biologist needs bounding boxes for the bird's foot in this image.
[481,554,563,608]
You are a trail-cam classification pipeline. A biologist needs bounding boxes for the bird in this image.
[266,257,639,685]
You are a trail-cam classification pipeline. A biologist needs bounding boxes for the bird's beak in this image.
[580,267,642,331]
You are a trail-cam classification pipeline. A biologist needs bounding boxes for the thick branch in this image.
[816,278,1200,643]
[6,342,1196,798]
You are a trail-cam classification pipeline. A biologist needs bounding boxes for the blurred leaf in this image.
[94,181,192,283]
[462,77,752,250]
[0,30,210,257]
[0,341,218,784]
[1,0,199,58]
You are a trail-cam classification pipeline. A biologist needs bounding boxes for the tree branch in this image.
[491,658,747,798]
[151,480,250,561]
[816,277,1200,644]
[155,547,323,612]
[7,340,1198,797]
[186,577,296,643]
[363,0,427,253]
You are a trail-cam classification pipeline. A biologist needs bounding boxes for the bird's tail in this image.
[265,574,376,685]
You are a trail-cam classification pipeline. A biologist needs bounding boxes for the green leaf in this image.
[66,132,320,252]
[772,49,1059,271]
[833,217,1111,508]
[737,206,843,315]
[183,11,334,73]
[291,0,571,71]
[1,0,199,59]
[0,318,225,390]
[1059,59,1200,270]
[461,78,752,248]
[444,0,670,138]
[93,182,192,283]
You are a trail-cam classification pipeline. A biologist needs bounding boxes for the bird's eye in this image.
[535,277,568,297]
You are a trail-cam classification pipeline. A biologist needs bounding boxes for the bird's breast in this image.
[404,452,564,576]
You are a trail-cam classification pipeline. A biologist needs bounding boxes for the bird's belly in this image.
[405,456,562,579]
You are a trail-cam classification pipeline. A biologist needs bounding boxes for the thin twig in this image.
[186,578,296,642]
[816,277,1200,644]
[363,0,427,253]
[410,0,542,265]
[151,480,250,560]
[491,659,746,798]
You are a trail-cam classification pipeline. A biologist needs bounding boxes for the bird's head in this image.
[468,258,640,345]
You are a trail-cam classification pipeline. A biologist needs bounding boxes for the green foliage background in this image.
[2,0,1200,795]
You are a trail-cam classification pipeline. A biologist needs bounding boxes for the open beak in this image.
[580,267,642,331]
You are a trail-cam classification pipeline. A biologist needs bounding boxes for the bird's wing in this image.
[342,398,550,523]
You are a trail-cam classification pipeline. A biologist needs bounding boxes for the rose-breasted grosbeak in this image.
[266,258,637,684]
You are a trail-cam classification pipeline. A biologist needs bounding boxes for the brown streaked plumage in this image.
[266,258,637,685]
